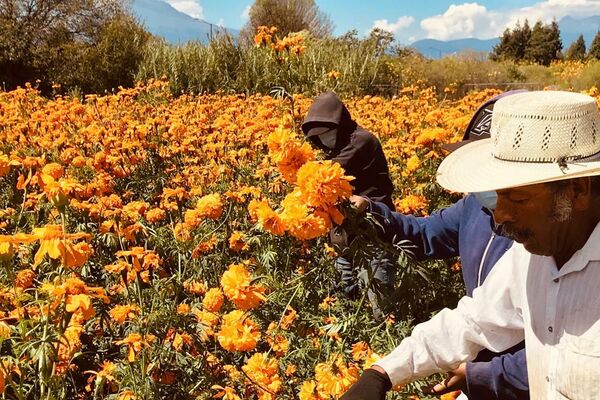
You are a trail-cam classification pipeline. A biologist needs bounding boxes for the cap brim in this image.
[436,138,600,192]
[304,123,337,137]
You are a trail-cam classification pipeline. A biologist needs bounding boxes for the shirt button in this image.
[553,278,559,283]
[548,326,553,333]
[546,376,550,382]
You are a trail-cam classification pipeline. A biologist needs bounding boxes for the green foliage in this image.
[588,30,600,60]
[0,0,150,94]
[525,20,563,66]
[240,0,333,43]
[136,30,398,97]
[492,19,562,66]
[566,34,586,61]
[491,20,531,62]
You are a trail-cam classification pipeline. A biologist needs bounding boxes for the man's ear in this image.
[571,177,592,211]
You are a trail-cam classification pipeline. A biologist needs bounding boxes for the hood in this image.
[301,92,356,138]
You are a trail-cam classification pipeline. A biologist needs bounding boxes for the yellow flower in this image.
[217,310,260,352]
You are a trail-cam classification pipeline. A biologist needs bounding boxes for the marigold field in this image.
[0,80,598,400]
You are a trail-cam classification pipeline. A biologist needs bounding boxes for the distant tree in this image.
[240,0,333,42]
[0,0,149,93]
[588,30,600,60]
[525,19,562,65]
[566,34,586,61]
[512,19,531,60]
[490,20,530,61]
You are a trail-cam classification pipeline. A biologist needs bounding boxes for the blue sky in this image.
[164,0,600,43]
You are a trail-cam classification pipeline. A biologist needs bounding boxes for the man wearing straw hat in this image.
[341,90,600,400]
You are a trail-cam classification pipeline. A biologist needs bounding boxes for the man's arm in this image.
[356,197,464,260]
[466,348,529,400]
[342,244,527,398]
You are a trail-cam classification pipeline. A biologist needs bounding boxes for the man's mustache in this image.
[496,223,534,243]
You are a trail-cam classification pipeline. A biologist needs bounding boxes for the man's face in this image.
[493,183,573,256]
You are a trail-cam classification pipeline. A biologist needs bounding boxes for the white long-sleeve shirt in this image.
[376,222,600,400]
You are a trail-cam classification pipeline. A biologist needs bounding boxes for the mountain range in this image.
[130,0,238,43]
[130,1,599,58]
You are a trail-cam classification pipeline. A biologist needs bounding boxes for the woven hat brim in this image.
[436,138,600,192]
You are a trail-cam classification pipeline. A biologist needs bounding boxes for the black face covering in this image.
[318,129,338,149]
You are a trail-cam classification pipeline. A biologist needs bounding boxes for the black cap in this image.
[443,89,528,152]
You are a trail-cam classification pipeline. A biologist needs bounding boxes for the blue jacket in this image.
[369,194,528,400]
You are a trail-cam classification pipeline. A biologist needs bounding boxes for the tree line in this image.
[2,0,600,96]
[491,19,600,65]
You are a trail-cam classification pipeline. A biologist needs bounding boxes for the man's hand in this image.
[349,195,369,213]
[428,363,467,396]
[340,367,392,400]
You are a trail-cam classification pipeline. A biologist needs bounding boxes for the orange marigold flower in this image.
[173,222,191,242]
[295,160,354,209]
[65,293,95,320]
[191,234,218,258]
[248,199,286,235]
[117,390,136,400]
[395,194,429,215]
[266,322,289,356]
[202,287,224,312]
[298,380,325,400]
[15,269,35,289]
[146,208,166,223]
[176,303,191,314]
[194,193,223,220]
[351,341,372,361]
[242,353,282,399]
[115,333,155,362]
[228,231,248,252]
[211,385,242,400]
[280,307,298,330]
[221,262,267,311]
[217,310,260,352]
[109,304,140,324]
[183,279,206,295]
[314,355,359,398]
[41,163,64,179]
[85,360,117,383]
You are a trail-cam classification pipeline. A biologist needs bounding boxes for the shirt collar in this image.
[555,221,600,278]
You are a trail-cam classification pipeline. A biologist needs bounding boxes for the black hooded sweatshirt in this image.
[301,92,395,210]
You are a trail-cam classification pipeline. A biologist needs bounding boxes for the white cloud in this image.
[420,0,600,40]
[371,16,415,34]
[165,0,204,20]
[241,4,251,21]
[420,3,500,40]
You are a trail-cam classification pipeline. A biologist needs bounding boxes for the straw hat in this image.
[437,91,600,192]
